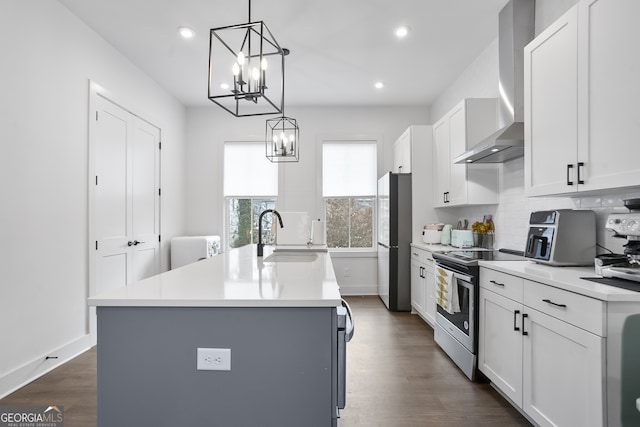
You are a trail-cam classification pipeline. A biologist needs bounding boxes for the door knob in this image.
[128,240,145,246]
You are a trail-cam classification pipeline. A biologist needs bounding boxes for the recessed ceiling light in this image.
[374,82,384,89]
[178,26,195,39]
[395,26,410,39]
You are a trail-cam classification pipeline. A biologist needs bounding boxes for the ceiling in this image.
[58,0,509,108]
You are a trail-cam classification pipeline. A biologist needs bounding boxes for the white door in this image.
[524,6,579,196]
[577,0,640,192]
[478,288,524,407]
[91,93,160,295]
[432,119,450,207]
[522,308,604,427]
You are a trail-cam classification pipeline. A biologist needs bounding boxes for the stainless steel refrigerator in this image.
[377,172,412,311]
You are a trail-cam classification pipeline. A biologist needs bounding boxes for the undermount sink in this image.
[263,252,319,263]
[273,245,328,253]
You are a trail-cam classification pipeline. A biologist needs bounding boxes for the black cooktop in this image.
[433,248,526,266]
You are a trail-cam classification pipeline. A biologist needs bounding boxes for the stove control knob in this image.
[628,220,638,231]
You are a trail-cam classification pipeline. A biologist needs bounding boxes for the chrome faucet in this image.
[257,209,284,256]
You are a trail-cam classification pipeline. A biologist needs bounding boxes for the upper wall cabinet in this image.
[525,0,640,197]
[393,128,412,173]
[432,98,499,207]
[393,126,434,242]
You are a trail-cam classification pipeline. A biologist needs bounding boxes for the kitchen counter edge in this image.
[479,260,640,302]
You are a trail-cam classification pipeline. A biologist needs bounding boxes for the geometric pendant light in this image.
[208,0,285,117]
[265,113,299,162]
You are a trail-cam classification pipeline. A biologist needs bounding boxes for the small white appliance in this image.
[422,224,443,244]
[171,235,221,269]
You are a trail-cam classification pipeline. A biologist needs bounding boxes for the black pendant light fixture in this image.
[208,0,286,117]
[265,113,299,163]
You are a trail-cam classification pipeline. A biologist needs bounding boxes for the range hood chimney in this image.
[455,0,535,164]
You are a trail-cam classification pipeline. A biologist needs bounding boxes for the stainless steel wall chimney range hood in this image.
[455,0,535,164]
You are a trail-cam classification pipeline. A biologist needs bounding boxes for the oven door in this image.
[435,266,474,353]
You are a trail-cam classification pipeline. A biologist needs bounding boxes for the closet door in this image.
[92,94,160,295]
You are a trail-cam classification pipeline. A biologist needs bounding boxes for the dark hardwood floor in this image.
[0,296,530,426]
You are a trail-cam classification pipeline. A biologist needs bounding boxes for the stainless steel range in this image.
[432,249,524,380]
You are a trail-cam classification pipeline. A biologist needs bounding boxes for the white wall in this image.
[0,0,187,398]
[185,105,429,293]
[429,0,636,255]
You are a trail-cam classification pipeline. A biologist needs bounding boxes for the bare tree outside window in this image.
[228,198,276,248]
[325,198,374,248]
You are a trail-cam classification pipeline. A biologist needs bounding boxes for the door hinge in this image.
[95,241,98,250]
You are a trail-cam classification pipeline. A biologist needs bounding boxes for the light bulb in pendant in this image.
[251,67,260,81]
[232,63,240,76]
[237,52,245,65]
[261,58,268,70]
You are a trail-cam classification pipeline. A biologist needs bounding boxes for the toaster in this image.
[451,229,474,248]
[524,209,596,266]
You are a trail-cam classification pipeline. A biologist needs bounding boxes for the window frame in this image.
[321,139,378,252]
[223,141,279,251]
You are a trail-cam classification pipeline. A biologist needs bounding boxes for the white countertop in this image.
[479,260,640,302]
[88,245,342,308]
[411,242,489,253]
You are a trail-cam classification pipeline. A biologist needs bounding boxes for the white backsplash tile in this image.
[483,161,639,254]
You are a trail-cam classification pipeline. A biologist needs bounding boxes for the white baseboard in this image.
[339,284,377,296]
[0,334,92,400]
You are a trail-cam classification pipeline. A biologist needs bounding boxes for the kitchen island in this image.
[88,244,346,427]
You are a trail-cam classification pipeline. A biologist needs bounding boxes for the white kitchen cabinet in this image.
[424,254,435,325]
[393,128,412,173]
[432,99,499,207]
[525,0,640,196]
[522,306,604,427]
[478,268,604,426]
[395,126,434,244]
[410,257,425,316]
[410,247,435,327]
[479,287,524,406]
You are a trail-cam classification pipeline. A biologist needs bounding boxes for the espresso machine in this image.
[601,199,640,282]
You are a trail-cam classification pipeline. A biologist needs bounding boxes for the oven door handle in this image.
[435,265,473,284]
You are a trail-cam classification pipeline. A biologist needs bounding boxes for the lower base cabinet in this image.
[411,246,435,326]
[479,268,604,426]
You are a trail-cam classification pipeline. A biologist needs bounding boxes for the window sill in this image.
[328,249,377,258]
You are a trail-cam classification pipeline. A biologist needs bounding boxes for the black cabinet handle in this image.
[542,298,567,308]
[567,164,574,186]
[522,313,529,336]
[514,310,520,331]
[490,280,505,287]
[577,162,585,184]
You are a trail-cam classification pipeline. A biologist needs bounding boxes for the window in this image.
[224,142,278,249]
[322,142,377,249]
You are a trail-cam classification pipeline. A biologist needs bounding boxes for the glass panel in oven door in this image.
[436,277,474,352]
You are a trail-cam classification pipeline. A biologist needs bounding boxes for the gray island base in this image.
[90,245,345,426]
